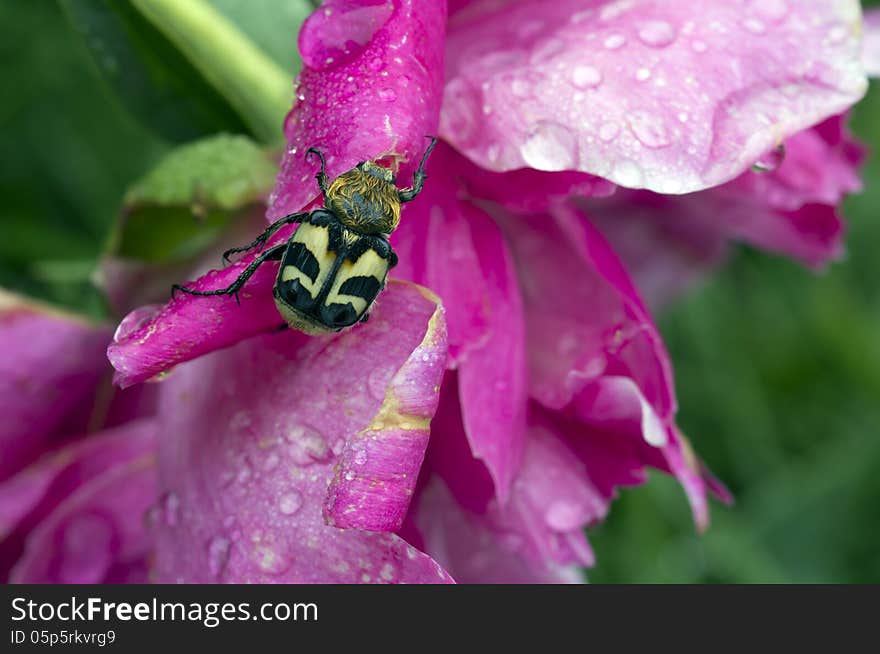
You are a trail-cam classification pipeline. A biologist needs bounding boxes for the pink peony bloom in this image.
[0,291,157,583]
[106,0,872,582]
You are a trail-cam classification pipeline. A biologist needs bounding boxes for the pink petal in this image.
[864,8,880,77]
[499,204,675,423]
[414,476,583,583]
[152,281,453,583]
[390,143,492,362]
[325,288,447,530]
[0,419,157,580]
[456,211,527,501]
[416,401,607,582]
[391,145,529,499]
[107,236,293,389]
[9,452,157,584]
[443,0,867,193]
[0,291,111,480]
[268,0,447,220]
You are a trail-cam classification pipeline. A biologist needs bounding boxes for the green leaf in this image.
[114,134,277,263]
[61,0,301,144]
[61,0,250,142]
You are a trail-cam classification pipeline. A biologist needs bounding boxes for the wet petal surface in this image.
[443,0,867,193]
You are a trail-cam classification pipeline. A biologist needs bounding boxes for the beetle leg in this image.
[306,147,330,198]
[398,136,438,203]
[174,243,287,303]
[222,212,309,264]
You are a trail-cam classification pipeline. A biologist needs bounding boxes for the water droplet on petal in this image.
[828,25,848,45]
[510,78,532,98]
[613,159,644,187]
[635,67,651,81]
[637,20,677,48]
[603,33,627,50]
[545,501,583,531]
[161,491,180,526]
[279,491,303,515]
[691,40,708,53]
[749,0,788,23]
[299,1,394,70]
[521,121,578,171]
[288,425,332,466]
[571,65,602,89]
[752,143,786,172]
[742,18,766,35]
[379,562,397,582]
[377,87,397,102]
[207,536,231,578]
[627,111,671,148]
[112,305,162,343]
[253,545,289,574]
[593,123,620,147]
[353,444,368,465]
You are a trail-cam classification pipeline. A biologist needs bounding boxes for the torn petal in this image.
[325,290,447,531]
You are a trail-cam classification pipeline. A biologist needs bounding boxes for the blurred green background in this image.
[1,1,877,583]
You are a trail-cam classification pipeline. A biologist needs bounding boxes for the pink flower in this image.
[107,1,871,582]
[0,291,157,583]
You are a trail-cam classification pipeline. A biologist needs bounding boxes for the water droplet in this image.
[263,453,280,471]
[288,425,332,465]
[628,111,671,148]
[750,0,788,23]
[112,305,162,343]
[545,501,583,531]
[344,471,356,481]
[571,65,602,89]
[161,492,180,526]
[691,40,708,53]
[253,545,289,574]
[752,143,786,172]
[379,562,397,582]
[598,121,620,142]
[635,67,651,81]
[828,25,847,45]
[378,87,397,102]
[603,33,627,50]
[613,159,644,187]
[279,491,303,515]
[207,536,231,578]
[299,1,393,70]
[637,20,677,48]
[510,78,531,98]
[599,0,633,22]
[742,18,766,35]
[353,445,368,465]
[678,112,689,123]
[236,463,252,484]
[521,121,578,171]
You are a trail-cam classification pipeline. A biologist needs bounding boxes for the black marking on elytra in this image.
[338,275,382,302]
[284,241,320,283]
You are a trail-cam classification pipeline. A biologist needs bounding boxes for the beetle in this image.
[172,136,437,334]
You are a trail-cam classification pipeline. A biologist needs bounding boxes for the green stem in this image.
[132,0,292,145]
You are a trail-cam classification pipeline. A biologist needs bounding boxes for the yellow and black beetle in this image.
[172,137,437,334]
